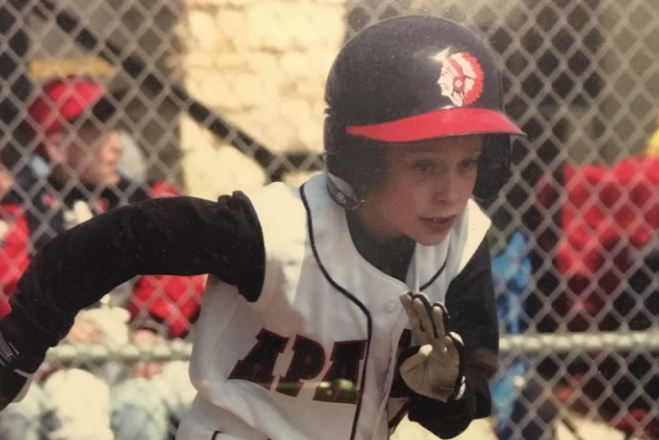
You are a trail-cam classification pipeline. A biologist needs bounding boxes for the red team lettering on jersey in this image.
[229,328,366,404]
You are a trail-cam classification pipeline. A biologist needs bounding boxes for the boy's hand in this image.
[0,362,35,411]
[399,292,465,402]
[0,331,38,410]
[0,317,46,411]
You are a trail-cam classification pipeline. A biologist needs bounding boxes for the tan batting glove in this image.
[399,292,466,402]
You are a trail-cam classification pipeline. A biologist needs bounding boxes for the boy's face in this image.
[357,135,483,246]
[53,123,124,187]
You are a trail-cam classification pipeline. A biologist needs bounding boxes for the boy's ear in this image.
[41,131,68,165]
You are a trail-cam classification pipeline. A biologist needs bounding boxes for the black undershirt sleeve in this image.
[5,193,265,353]
[407,238,499,438]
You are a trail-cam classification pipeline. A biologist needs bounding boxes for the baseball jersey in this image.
[188,173,493,440]
[2,173,498,440]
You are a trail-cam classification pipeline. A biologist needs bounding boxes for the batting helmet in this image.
[324,15,524,206]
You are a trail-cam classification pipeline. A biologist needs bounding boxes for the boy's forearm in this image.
[11,205,148,340]
[7,194,263,347]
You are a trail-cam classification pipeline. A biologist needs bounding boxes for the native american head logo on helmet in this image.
[437,51,484,107]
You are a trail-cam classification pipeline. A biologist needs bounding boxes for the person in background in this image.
[0,166,11,200]
[0,76,204,440]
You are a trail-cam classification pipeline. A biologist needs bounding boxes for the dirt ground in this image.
[392,414,637,440]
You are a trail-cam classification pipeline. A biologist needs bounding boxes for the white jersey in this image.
[184,173,491,440]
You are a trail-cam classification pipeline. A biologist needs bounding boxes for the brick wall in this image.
[178,0,347,199]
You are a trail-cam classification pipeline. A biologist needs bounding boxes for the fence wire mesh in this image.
[1,0,659,439]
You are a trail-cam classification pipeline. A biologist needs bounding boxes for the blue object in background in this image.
[490,230,532,438]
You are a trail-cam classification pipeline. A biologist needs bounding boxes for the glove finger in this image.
[430,303,448,351]
[401,293,424,329]
[443,335,460,360]
[410,292,433,314]
[412,296,435,344]
[400,292,418,328]
[400,292,429,344]
[399,292,415,319]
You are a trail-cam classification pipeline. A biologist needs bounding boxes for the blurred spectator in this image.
[0,164,13,239]
[0,166,11,200]
[0,77,204,440]
[118,129,148,182]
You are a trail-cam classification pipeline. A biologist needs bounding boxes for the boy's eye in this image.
[412,161,436,173]
[459,159,480,171]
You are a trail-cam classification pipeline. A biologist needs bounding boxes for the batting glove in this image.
[399,292,466,402]
[0,319,44,411]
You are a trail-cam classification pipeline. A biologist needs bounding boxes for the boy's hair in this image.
[323,15,523,203]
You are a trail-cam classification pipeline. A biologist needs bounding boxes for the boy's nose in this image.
[432,173,459,204]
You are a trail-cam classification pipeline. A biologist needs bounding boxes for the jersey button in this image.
[385,300,398,313]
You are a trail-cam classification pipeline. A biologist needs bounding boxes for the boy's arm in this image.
[0,193,265,409]
[129,179,207,339]
[406,239,499,438]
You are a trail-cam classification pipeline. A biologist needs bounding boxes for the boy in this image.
[0,16,524,440]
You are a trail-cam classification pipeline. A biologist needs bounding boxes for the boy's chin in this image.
[413,233,450,247]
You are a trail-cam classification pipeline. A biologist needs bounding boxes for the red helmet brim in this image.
[345,107,524,143]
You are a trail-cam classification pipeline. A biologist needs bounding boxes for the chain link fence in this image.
[2,0,659,439]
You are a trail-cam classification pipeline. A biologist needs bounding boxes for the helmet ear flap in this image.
[323,115,344,158]
[324,115,389,201]
[473,135,512,201]
[323,115,349,179]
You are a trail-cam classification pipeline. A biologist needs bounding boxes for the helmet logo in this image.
[437,51,484,107]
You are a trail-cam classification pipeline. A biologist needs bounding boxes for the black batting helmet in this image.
[324,15,524,205]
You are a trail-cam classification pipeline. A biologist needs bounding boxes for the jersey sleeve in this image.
[407,237,499,437]
[4,193,265,353]
[126,180,207,339]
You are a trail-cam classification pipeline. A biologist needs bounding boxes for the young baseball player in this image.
[0,16,524,440]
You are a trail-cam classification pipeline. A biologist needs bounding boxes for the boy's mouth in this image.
[421,216,455,229]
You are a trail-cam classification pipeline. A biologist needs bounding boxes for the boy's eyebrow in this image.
[391,144,483,155]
